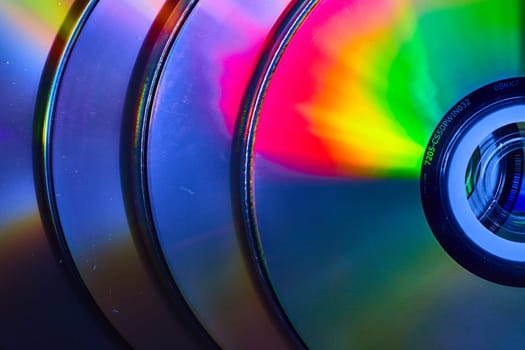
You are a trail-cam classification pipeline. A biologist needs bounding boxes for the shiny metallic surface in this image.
[243,0,525,349]
[0,0,125,347]
[3,0,525,348]
[46,0,211,348]
[146,0,294,348]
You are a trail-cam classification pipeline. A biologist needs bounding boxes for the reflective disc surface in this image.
[244,0,525,348]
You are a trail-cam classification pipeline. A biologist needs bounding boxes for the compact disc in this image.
[4,0,525,348]
[239,0,525,348]
[0,0,125,347]
[141,0,297,348]
[36,0,213,348]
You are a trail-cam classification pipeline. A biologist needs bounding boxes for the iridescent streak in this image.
[256,0,425,177]
[41,1,97,160]
[0,1,163,53]
[0,0,74,53]
[300,0,425,176]
[253,0,521,177]
[37,1,98,250]
[126,0,197,269]
[134,1,196,151]
[213,0,291,134]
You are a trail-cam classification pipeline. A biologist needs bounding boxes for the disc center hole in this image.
[465,123,525,241]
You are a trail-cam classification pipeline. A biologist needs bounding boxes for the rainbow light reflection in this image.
[234,0,523,178]
[0,0,74,54]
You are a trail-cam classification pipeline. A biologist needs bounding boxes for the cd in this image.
[0,0,125,348]
[36,0,294,348]
[3,0,525,348]
[129,0,298,348]
[36,0,214,348]
[238,0,525,349]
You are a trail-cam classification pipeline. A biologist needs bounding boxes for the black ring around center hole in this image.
[421,77,525,287]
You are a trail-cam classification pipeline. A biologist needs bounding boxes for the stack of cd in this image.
[1,0,525,348]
